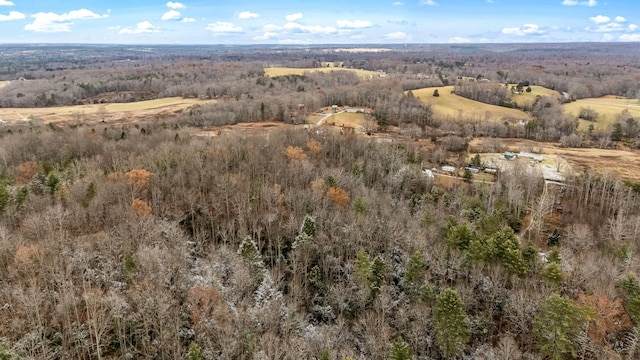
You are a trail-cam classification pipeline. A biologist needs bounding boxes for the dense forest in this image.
[0,43,640,359]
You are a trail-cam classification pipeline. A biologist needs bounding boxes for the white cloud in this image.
[336,20,373,29]
[285,13,303,22]
[0,10,24,21]
[501,23,545,36]
[589,15,610,24]
[206,21,243,33]
[161,10,181,21]
[25,9,106,33]
[421,0,438,5]
[118,21,158,34]
[392,1,403,5]
[263,24,282,32]
[238,11,259,19]
[166,2,185,9]
[182,17,196,23]
[586,16,637,33]
[620,34,640,41]
[385,31,409,40]
[587,22,624,32]
[0,0,14,6]
[253,31,278,40]
[449,36,472,43]
[562,0,597,6]
[283,22,337,35]
[601,33,614,41]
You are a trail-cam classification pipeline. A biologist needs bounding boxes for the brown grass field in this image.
[411,86,533,123]
[0,81,8,89]
[1,85,639,181]
[0,97,216,125]
[563,95,640,130]
[510,85,559,107]
[327,111,366,128]
[264,67,382,78]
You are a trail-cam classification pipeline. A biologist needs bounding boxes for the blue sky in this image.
[0,0,638,44]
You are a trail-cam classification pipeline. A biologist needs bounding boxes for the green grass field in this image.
[411,86,533,123]
[563,95,640,130]
[264,67,381,79]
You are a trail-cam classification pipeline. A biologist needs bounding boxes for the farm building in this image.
[441,166,456,173]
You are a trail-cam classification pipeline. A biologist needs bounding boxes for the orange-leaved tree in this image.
[327,187,350,207]
[132,198,152,216]
[284,146,308,163]
[125,169,153,191]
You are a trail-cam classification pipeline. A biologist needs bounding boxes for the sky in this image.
[0,0,638,44]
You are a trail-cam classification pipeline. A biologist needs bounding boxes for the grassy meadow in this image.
[328,111,367,128]
[510,85,559,108]
[563,95,640,130]
[264,67,381,78]
[411,86,533,123]
[0,97,215,123]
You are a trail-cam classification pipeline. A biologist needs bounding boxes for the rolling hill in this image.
[411,86,533,123]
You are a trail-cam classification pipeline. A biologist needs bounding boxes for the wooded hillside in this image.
[0,124,637,359]
[1,43,640,359]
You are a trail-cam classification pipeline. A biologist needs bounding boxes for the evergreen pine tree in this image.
[542,262,563,285]
[434,288,470,358]
[403,251,426,297]
[388,336,412,360]
[533,294,592,360]
[446,222,474,250]
[619,274,640,324]
[355,248,373,288]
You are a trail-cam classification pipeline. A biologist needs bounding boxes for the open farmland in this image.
[326,111,367,128]
[411,86,533,123]
[563,95,640,130]
[264,67,382,78]
[472,138,640,181]
[510,85,559,107]
[0,97,216,125]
